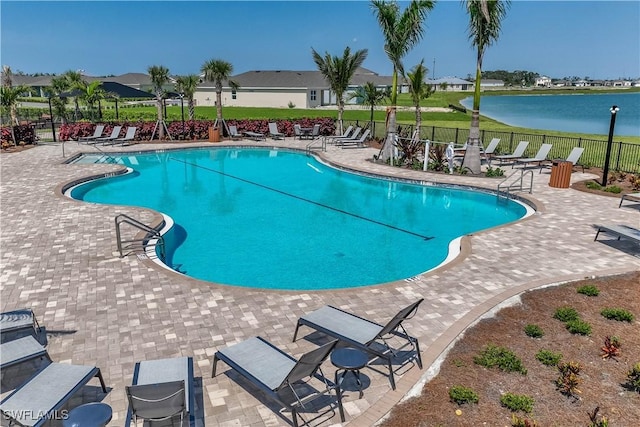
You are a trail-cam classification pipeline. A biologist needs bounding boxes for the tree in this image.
[174,74,200,120]
[1,65,29,145]
[79,81,106,121]
[312,46,368,135]
[349,81,388,133]
[47,76,71,124]
[61,70,84,121]
[200,59,238,127]
[406,60,434,136]
[371,0,435,162]
[148,65,170,139]
[462,0,511,174]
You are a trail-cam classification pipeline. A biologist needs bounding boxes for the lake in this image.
[460,92,640,137]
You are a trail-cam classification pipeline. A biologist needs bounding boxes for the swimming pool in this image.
[68,148,530,290]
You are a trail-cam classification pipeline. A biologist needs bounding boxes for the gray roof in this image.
[427,77,473,85]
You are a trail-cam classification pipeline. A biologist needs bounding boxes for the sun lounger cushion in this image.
[0,308,41,343]
[594,224,640,244]
[0,335,48,369]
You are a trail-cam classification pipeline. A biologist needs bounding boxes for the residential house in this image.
[535,76,552,87]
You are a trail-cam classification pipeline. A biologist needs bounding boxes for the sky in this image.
[1,0,639,80]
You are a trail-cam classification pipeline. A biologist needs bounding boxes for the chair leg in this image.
[96,369,108,393]
[212,354,219,377]
[292,322,302,342]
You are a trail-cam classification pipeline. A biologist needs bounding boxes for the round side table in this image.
[331,347,368,398]
[63,402,112,427]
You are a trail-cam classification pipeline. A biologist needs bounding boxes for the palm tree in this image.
[174,74,200,120]
[48,76,71,124]
[200,59,238,126]
[62,70,84,121]
[349,81,388,133]
[462,0,511,174]
[371,0,435,161]
[311,46,368,135]
[148,65,170,139]
[79,81,106,121]
[406,60,434,136]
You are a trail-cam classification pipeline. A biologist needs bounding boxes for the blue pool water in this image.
[69,148,528,290]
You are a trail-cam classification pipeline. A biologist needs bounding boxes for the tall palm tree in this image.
[312,46,368,135]
[371,0,435,161]
[200,59,238,125]
[174,74,200,120]
[148,65,170,139]
[406,60,434,136]
[79,81,106,121]
[48,76,71,124]
[462,0,510,174]
[349,81,388,133]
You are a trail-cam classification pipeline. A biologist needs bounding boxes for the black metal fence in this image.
[360,120,640,173]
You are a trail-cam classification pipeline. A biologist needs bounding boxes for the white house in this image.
[535,76,552,87]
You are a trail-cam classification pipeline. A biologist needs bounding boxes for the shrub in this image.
[588,406,609,427]
[485,166,505,177]
[625,362,640,393]
[474,344,527,375]
[577,285,600,296]
[449,385,479,405]
[500,393,534,413]
[524,324,544,338]
[585,181,602,190]
[565,319,592,335]
[536,349,562,366]
[601,336,621,360]
[553,306,579,322]
[556,361,582,397]
[604,185,622,194]
[511,415,540,427]
[600,307,634,322]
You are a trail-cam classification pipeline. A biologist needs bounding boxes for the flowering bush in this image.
[0,124,37,146]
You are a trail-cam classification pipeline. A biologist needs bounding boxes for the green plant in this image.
[451,358,466,368]
[511,414,540,427]
[577,285,600,296]
[588,406,609,427]
[604,185,622,193]
[600,307,634,322]
[524,324,544,338]
[473,344,527,375]
[485,166,505,177]
[287,101,295,109]
[536,349,563,366]
[585,181,602,190]
[553,306,579,322]
[624,362,640,393]
[565,319,592,335]
[600,336,621,360]
[556,361,582,397]
[448,385,479,405]
[500,393,534,413]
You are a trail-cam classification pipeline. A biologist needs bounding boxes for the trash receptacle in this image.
[549,160,572,188]
[208,126,220,142]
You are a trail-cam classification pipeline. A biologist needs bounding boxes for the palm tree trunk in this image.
[415,105,422,136]
[188,99,195,120]
[381,70,399,162]
[215,90,223,121]
[337,100,344,135]
[157,97,165,139]
[10,107,18,145]
[370,105,374,132]
[462,49,484,174]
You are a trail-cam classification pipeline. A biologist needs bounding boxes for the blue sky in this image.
[1,1,639,80]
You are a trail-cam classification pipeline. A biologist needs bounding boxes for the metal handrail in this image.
[115,214,165,261]
[497,169,534,199]
[306,136,326,153]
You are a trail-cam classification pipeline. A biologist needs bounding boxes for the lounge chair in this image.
[243,130,266,141]
[340,129,371,148]
[125,356,194,427]
[95,125,123,145]
[619,192,640,208]
[594,224,640,245]
[0,363,108,427]
[0,335,50,370]
[110,126,137,146]
[268,122,285,140]
[326,125,353,145]
[515,143,553,172]
[333,127,361,145]
[77,125,105,143]
[228,125,243,140]
[292,299,424,390]
[213,337,343,427]
[0,308,42,343]
[494,140,530,165]
[482,137,501,164]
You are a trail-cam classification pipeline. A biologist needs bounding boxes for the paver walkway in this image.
[1,139,638,426]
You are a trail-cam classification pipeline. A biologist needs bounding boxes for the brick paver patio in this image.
[1,138,638,426]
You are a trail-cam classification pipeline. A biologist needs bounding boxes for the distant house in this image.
[427,77,473,91]
[193,67,392,109]
[535,76,552,87]
[479,79,504,88]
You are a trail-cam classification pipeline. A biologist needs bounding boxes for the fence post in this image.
[431,127,435,141]
[615,140,622,171]
[454,128,459,144]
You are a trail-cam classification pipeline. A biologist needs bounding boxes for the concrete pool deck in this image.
[1,138,639,426]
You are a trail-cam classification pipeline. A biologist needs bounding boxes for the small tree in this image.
[406,60,434,136]
[348,81,388,134]
[79,81,106,121]
[201,59,238,127]
[174,75,200,120]
[148,65,170,139]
